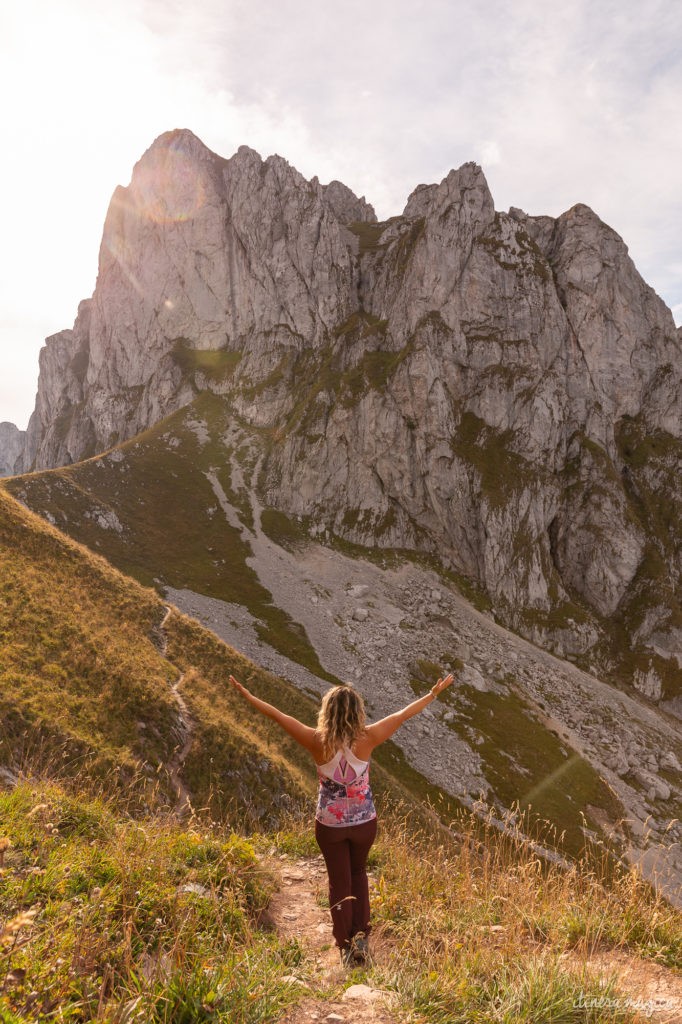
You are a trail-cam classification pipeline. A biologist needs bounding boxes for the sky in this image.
[1,0,681,428]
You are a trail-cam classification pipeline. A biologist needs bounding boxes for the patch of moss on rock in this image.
[172,340,242,382]
[450,411,541,509]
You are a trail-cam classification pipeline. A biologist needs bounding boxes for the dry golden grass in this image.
[360,803,681,1022]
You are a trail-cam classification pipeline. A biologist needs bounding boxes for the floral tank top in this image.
[315,746,377,827]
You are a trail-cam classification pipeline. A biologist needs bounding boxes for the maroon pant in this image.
[315,817,378,950]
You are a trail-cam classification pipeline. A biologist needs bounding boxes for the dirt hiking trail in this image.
[265,854,404,1024]
[265,854,682,1024]
[159,606,194,817]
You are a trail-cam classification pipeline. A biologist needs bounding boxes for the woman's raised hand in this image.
[229,674,250,698]
[431,672,455,697]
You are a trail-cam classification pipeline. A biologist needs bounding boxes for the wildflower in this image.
[27,804,49,818]
[0,907,39,947]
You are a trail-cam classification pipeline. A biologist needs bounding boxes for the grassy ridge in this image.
[0,484,452,829]
[0,486,314,821]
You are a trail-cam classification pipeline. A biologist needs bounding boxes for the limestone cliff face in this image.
[20,130,374,471]
[0,422,26,477]
[16,129,682,697]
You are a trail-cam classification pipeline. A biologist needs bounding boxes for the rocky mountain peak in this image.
[143,127,220,160]
[317,178,376,224]
[403,160,494,222]
[10,131,682,703]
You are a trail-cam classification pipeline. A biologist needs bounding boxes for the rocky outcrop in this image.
[0,422,25,477]
[317,178,375,225]
[13,129,682,698]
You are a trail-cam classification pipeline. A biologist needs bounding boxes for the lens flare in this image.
[99,141,208,297]
[519,753,582,808]
[132,148,207,225]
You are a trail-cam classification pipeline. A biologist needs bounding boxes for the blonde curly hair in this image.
[316,684,367,760]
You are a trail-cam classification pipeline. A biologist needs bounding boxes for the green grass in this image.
[2,775,681,1023]
[0,489,179,792]
[0,781,302,1023]
[171,340,242,382]
[259,508,307,552]
[6,781,678,1023]
[364,808,681,1021]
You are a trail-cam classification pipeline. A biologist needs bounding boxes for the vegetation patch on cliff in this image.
[450,411,541,509]
[614,416,682,698]
[171,339,242,382]
[346,217,400,255]
[477,212,552,281]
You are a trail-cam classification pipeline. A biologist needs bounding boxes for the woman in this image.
[228,671,455,966]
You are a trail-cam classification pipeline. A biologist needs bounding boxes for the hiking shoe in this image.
[340,944,355,968]
[350,931,369,965]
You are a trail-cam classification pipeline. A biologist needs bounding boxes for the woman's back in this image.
[316,743,376,827]
[317,743,368,777]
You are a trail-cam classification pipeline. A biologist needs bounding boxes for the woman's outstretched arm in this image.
[229,675,320,755]
[365,672,455,748]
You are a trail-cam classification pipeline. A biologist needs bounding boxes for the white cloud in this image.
[1,0,681,426]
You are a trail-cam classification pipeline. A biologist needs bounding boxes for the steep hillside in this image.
[8,403,682,880]
[0,485,321,821]
[10,129,681,700]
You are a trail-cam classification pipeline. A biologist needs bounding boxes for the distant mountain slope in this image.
[10,129,681,698]
[0,421,25,476]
